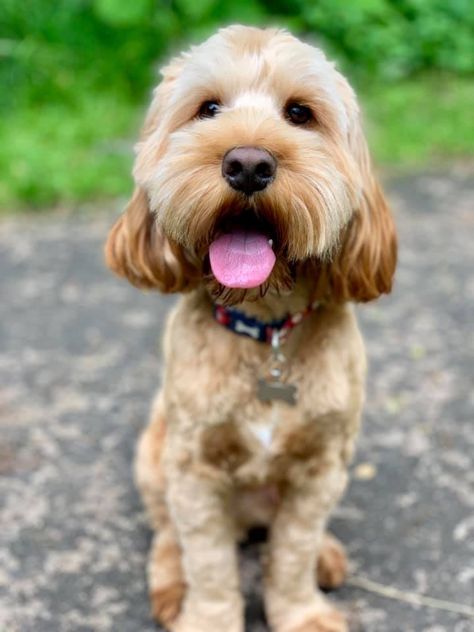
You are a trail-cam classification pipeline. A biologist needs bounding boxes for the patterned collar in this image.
[213,300,321,344]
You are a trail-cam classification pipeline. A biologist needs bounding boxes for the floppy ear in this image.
[322,110,397,302]
[105,55,200,293]
[105,187,200,292]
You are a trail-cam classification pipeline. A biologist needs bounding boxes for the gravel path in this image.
[1,169,473,631]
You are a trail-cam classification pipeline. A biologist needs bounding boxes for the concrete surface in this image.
[0,169,473,631]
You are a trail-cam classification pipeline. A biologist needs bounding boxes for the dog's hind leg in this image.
[147,526,186,628]
[316,532,348,591]
[135,400,169,530]
[135,399,185,629]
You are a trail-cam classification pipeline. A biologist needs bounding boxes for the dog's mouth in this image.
[209,210,276,289]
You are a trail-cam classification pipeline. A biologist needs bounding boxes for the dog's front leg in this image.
[264,458,348,632]
[165,459,243,632]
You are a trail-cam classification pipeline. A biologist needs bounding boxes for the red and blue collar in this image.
[213,300,321,344]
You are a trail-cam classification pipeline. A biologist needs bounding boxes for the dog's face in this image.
[106,26,396,303]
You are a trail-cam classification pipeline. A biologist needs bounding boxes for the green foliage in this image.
[0,94,141,208]
[363,77,474,164]
[0,0,472,208]
[94,0,156,27]
[294,0,474,80]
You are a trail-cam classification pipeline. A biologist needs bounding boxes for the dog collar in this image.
[213,300,320,344]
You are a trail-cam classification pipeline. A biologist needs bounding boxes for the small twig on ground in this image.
[347,575,474,618]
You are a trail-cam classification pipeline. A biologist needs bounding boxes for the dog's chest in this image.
[201,404,291,479]
[247,406,281,451]
[251,420,274,450]
[200,400,341,490]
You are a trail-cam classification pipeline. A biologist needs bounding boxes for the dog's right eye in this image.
[198,101,220,119]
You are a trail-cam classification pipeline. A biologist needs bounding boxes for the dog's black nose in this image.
[222,146,276,195]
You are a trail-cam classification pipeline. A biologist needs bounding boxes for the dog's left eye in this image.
[198,101,221,119]
[285,103,313,125]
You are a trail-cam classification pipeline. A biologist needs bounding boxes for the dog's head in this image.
[106,26,396,303]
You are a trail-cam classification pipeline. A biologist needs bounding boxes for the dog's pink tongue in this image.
[209,230,276,289]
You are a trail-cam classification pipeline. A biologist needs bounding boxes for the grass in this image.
[0,93,141,210]
[0,75,472,211]
[362,76,474,166]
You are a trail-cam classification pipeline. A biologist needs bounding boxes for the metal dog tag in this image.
[257,331,297,406]
[257,377,297,405]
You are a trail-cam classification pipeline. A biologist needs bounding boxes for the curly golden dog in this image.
[105,25,397,632]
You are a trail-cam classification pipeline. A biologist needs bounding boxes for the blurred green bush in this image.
[1,0,473,208]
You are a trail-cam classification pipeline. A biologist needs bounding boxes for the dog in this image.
[105,25,397,632]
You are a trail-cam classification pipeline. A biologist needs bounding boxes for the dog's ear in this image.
[105,56,200,293]
[105,187,200,292]
[322,104,397,302]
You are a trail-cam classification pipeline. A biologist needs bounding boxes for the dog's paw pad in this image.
[150,581,186,627]
[317,534,348,590]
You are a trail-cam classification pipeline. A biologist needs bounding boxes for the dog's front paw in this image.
[171,613,243,632]
[317,533,348,590]
[169,598,244,632]
[287,607,348,632]
[150,581,186,629]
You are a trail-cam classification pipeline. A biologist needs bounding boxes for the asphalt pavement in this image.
[1,168,473,631]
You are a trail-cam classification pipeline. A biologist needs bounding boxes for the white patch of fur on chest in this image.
[248,407,280,450]
[251,423,273,449]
